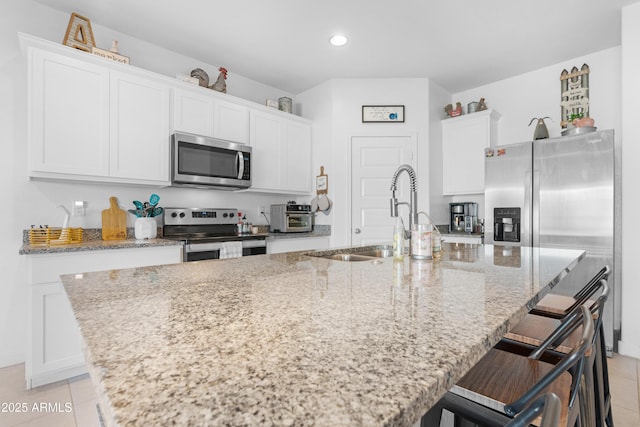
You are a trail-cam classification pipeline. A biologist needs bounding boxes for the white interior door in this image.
[351,135,415,246]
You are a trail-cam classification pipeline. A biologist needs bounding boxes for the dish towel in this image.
[220,242,243,259]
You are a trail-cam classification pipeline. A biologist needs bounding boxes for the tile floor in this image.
[0,353,638,426]
[0,365,99,427]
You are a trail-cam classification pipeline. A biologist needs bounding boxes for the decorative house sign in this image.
[362,105,405,123]
[62,12,95,52]
[560,64,590,128]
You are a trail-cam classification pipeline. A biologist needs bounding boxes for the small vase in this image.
[134,217,157,240]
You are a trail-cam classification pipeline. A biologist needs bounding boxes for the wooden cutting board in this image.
[102,196,127,240]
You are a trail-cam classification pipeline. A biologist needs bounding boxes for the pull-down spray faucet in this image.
[390,164,419,239]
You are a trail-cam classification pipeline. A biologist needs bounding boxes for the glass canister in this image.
[432,233,442,258]
[410,223,432,260]
[278,97,292,113]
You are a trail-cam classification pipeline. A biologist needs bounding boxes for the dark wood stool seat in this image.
[534,295,596,318]
[530,265,609,319]
[505,312,597,356]
[452,348,572,426]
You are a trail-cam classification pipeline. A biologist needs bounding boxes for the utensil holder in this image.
[134,218,157,240]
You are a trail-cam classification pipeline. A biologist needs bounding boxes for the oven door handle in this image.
[186,242,224,253]
[242,239,266,249]
[236,151,244,180]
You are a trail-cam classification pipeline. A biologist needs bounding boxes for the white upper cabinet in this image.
[172,88,216,137]
[172,89,250,144]
[25,34,171,186]
[441,109,500,195]
[283,119,312,193]
[250,110,282,190]
[213,99,250,144]
[22,33,311,191]
[29,48,110,177]
[249,109,312,194]
[110,71,170,182]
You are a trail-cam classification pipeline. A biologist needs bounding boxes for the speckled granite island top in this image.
[61,243,584,427]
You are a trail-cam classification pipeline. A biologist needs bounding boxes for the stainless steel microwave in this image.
[171,132,251,190]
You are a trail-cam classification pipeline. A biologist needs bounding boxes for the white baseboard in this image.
[617,339,640,359]
[0,354,25,369]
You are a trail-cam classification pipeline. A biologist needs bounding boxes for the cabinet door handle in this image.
[354,228,361,234]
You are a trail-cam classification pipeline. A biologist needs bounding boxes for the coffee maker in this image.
[449,202,479,233]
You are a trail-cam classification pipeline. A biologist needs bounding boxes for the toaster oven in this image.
[270,204,312,233]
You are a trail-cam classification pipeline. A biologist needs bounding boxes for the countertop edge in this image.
[19,238,183,255]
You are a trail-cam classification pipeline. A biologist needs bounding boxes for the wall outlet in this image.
[72,200,86,216]
[259,206,266,215]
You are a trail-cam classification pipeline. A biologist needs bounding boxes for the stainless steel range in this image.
[163,207,266,262]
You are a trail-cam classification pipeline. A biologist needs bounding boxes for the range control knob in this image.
[179,212,185,218]
[171,212,178,218]
[229,213,235,218]
[223,213,228,218]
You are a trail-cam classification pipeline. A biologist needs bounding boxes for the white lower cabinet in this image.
[267,237,330,254]
[26,246,182,389]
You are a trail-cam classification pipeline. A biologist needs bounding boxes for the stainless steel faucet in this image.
[390,164,419,239]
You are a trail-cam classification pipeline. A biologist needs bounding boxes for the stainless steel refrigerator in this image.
[484,129,620,354]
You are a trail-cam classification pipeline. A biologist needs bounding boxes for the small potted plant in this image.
[129,194,163,240]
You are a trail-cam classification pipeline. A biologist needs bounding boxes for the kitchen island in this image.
[61,243,584,426]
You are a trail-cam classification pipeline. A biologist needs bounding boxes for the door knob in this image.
[354,228,361,234]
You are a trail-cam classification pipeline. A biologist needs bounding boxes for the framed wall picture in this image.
[362,105,405,123]
[63,12,96,52]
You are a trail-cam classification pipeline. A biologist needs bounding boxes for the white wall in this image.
[452,47,621,145]
[297,81,334,228]
[298,78,430,248]
[620,3,640,359]
[0,1,299,368]
[428,81,452,225]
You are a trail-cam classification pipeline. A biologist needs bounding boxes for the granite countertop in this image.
[19,226,331,255]
[19,235,183,255]
[265,225,331,240]
[435,224,483,237]
[61,243,584,427]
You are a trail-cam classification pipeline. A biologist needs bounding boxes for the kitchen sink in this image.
[307,245,393,262]
[357,248,393,258]
[322,254,378,262]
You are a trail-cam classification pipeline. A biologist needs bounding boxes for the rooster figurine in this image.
[444,102,463,118]
[209,67,228,93]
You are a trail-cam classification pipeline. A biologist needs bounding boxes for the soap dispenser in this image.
[393,217,405,259]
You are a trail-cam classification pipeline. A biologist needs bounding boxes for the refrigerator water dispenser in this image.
[494,207,521,242]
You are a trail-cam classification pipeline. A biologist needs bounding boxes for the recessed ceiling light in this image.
[329,34,348,47]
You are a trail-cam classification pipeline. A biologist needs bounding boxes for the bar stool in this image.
[505,393,561,427]
[504,267,612,427]
[501,279,608,426]
[422,305,594,427]
[430,392,562,427]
